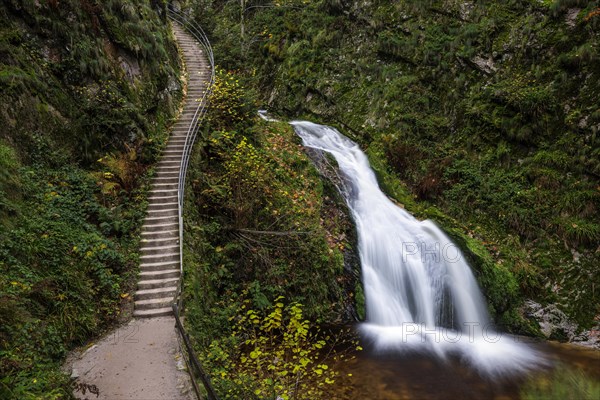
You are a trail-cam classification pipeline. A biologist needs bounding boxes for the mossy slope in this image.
[0,1,181,397]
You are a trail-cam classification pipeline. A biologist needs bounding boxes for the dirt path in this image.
[66,317,193,400]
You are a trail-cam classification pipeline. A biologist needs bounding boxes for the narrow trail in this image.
[66,23,211,400]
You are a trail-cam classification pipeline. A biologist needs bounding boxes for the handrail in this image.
[166,6,218,400]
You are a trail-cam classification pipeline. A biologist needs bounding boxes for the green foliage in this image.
[183,70,359,396]
[521,366,600,400]
[0,165,148,397]
[203,297,358,399]
[0,0,181,396]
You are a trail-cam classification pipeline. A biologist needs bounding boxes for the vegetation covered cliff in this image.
[0,1,181,396]
[191,0,600,336]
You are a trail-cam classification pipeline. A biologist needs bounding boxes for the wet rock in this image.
[525,300,600,349]
[469,55,497,74]
[565,8,581,29]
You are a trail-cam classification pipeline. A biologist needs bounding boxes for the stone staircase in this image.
[133,23,211,318]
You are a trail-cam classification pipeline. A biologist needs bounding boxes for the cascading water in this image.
[291,121,544,376]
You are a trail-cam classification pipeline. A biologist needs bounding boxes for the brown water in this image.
[329,337,599,399]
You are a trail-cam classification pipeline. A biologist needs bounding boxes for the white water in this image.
[291,121,545,376]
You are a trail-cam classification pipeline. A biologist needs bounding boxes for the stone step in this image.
[170,130,192,135]
[147,195,179,203]
[165,143,187,149]
[168,135,188,140]
[162,150,184,157]
[133,307,173,318]
[161,152,185,160]
[146,209,178,221]
[160,158,184,164]
[170,130,191,136]
[150,179,179,187]
[153,176,179,182]
[147,195,178,203]
[139,269,181,281]
[155,168,180,174]
[164,147,185,153]
[139,252,180,264]
[137,277,180,290]
[140,228,179,239]
[171,126,196,132]
[157,160,181,166]
[144,214,178,223]
[166,141,187,147]
[140,259,180,272]
[140,244,180,256]
[152,170,179,177]
[148,188,178,196]
[180,111,198,121]
[140,236,179,247]
[153,173,179,181]
[160,154,184,160]
[152,182,179,191]
[135,286,178,301]
[146,202,179,211]
[177,116,197,122]
[167,140,187,146]
[156,165,180,172]
[147,196,178,204]
[158,156,184,162]
[169,132,191,139]
[141,222,179,233]
[134,297,173,310]
[154,175,180,181]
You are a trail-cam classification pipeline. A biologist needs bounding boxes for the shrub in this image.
[203,297,358,400]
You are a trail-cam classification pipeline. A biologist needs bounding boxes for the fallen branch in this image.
[236,228,312,236]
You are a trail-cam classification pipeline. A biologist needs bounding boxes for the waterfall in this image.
[291,121,544,376]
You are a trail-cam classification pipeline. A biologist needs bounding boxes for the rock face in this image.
[525,300,600,349]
